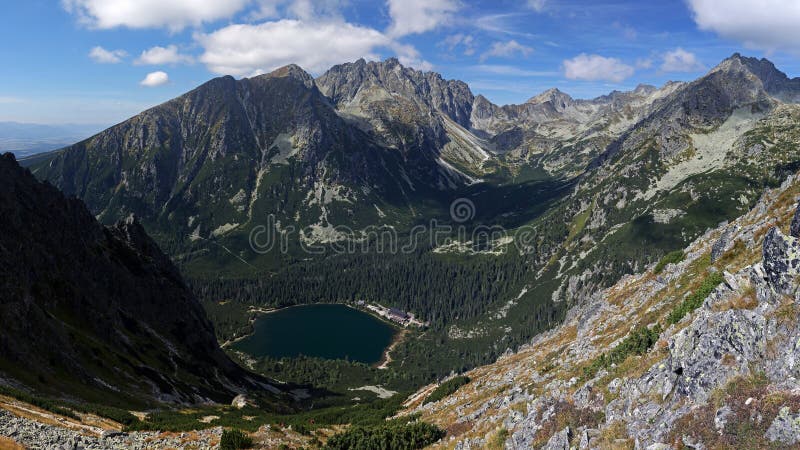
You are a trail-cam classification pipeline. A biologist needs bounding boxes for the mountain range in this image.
[1,52,800,447]
[24,54,800,376]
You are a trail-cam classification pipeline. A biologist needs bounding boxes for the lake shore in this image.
[219,306,276,348]
[377,328,409,370]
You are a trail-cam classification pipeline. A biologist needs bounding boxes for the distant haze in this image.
[0,122,108,158]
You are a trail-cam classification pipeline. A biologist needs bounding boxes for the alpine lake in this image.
[232,304,398,364]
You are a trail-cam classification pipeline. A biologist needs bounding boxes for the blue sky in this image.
[1,0,799,126]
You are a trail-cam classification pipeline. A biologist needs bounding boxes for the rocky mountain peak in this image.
[632,83,657,95]
[526,87,574,109]
[710,53,800,100]
[316,57,475,128]
[257,63,315,88]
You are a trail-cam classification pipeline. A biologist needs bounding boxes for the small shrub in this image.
[71,403,138,426]
[486,427,509,450]
[583,325,662,379]
[531,401,604,448]
[667,271,725,324]
[324,421,444,450]
[654,250,686,274]
[423,376,470,405]
[220,429,253,450]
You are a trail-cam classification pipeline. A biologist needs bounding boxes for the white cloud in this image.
[140,71,169,87]
[250,0,284,20]
[440,34,476,56]
[390,42,434,71]
[480,40,533,62]
[660,48,704,72]
[88,46,127,64]
[62,0,249,31]
[527,0,546,12]
[135,45,194,65]
[197,19,393,76]
[563,54,634,83]
[687,0,800,54]
[386,0,459,37]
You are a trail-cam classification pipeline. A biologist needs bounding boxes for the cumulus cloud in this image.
[88,46,127,64]
[140,71,169,87]
[660,48,704,72]
[62,0,249,31]
[480,40,533,62]
[687,0,800,54]
[197,20,393,76]
[563,54,634,83]
[135,45,194,65]
[386,0,459,37]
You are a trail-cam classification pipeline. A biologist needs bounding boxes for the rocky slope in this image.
[405,170,800,449]
[29,63,470,275]
[427,53,800,375]
[0,153,282,407]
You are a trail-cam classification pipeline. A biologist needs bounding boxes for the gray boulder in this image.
[541,426,571,450]
[711,227,736,262]
[791,201,800,238]
[714,405,732,432]
[765,406,800,445]
[762,227,800,293]
[668,309,766,403]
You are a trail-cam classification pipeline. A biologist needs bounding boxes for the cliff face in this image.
[0,153,277,406]
[407,171,800,449]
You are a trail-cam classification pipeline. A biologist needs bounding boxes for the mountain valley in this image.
[4,52,800,448]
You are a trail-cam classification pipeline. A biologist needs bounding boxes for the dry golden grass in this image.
[711,288,759,313]
[592,421,633,449]
[0,437,25,450]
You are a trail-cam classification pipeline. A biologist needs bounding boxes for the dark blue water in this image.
[232,304,397,364]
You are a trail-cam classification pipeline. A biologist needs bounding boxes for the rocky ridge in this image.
[406,171,800,449]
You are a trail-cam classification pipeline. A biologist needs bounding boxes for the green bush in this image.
[220,429,253,450]
[583,325,662,379]
[71,403,138,426]
[655,250,686,274]
[325,421,445,450]
[423,376,470,405]
[667,271,725,325]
